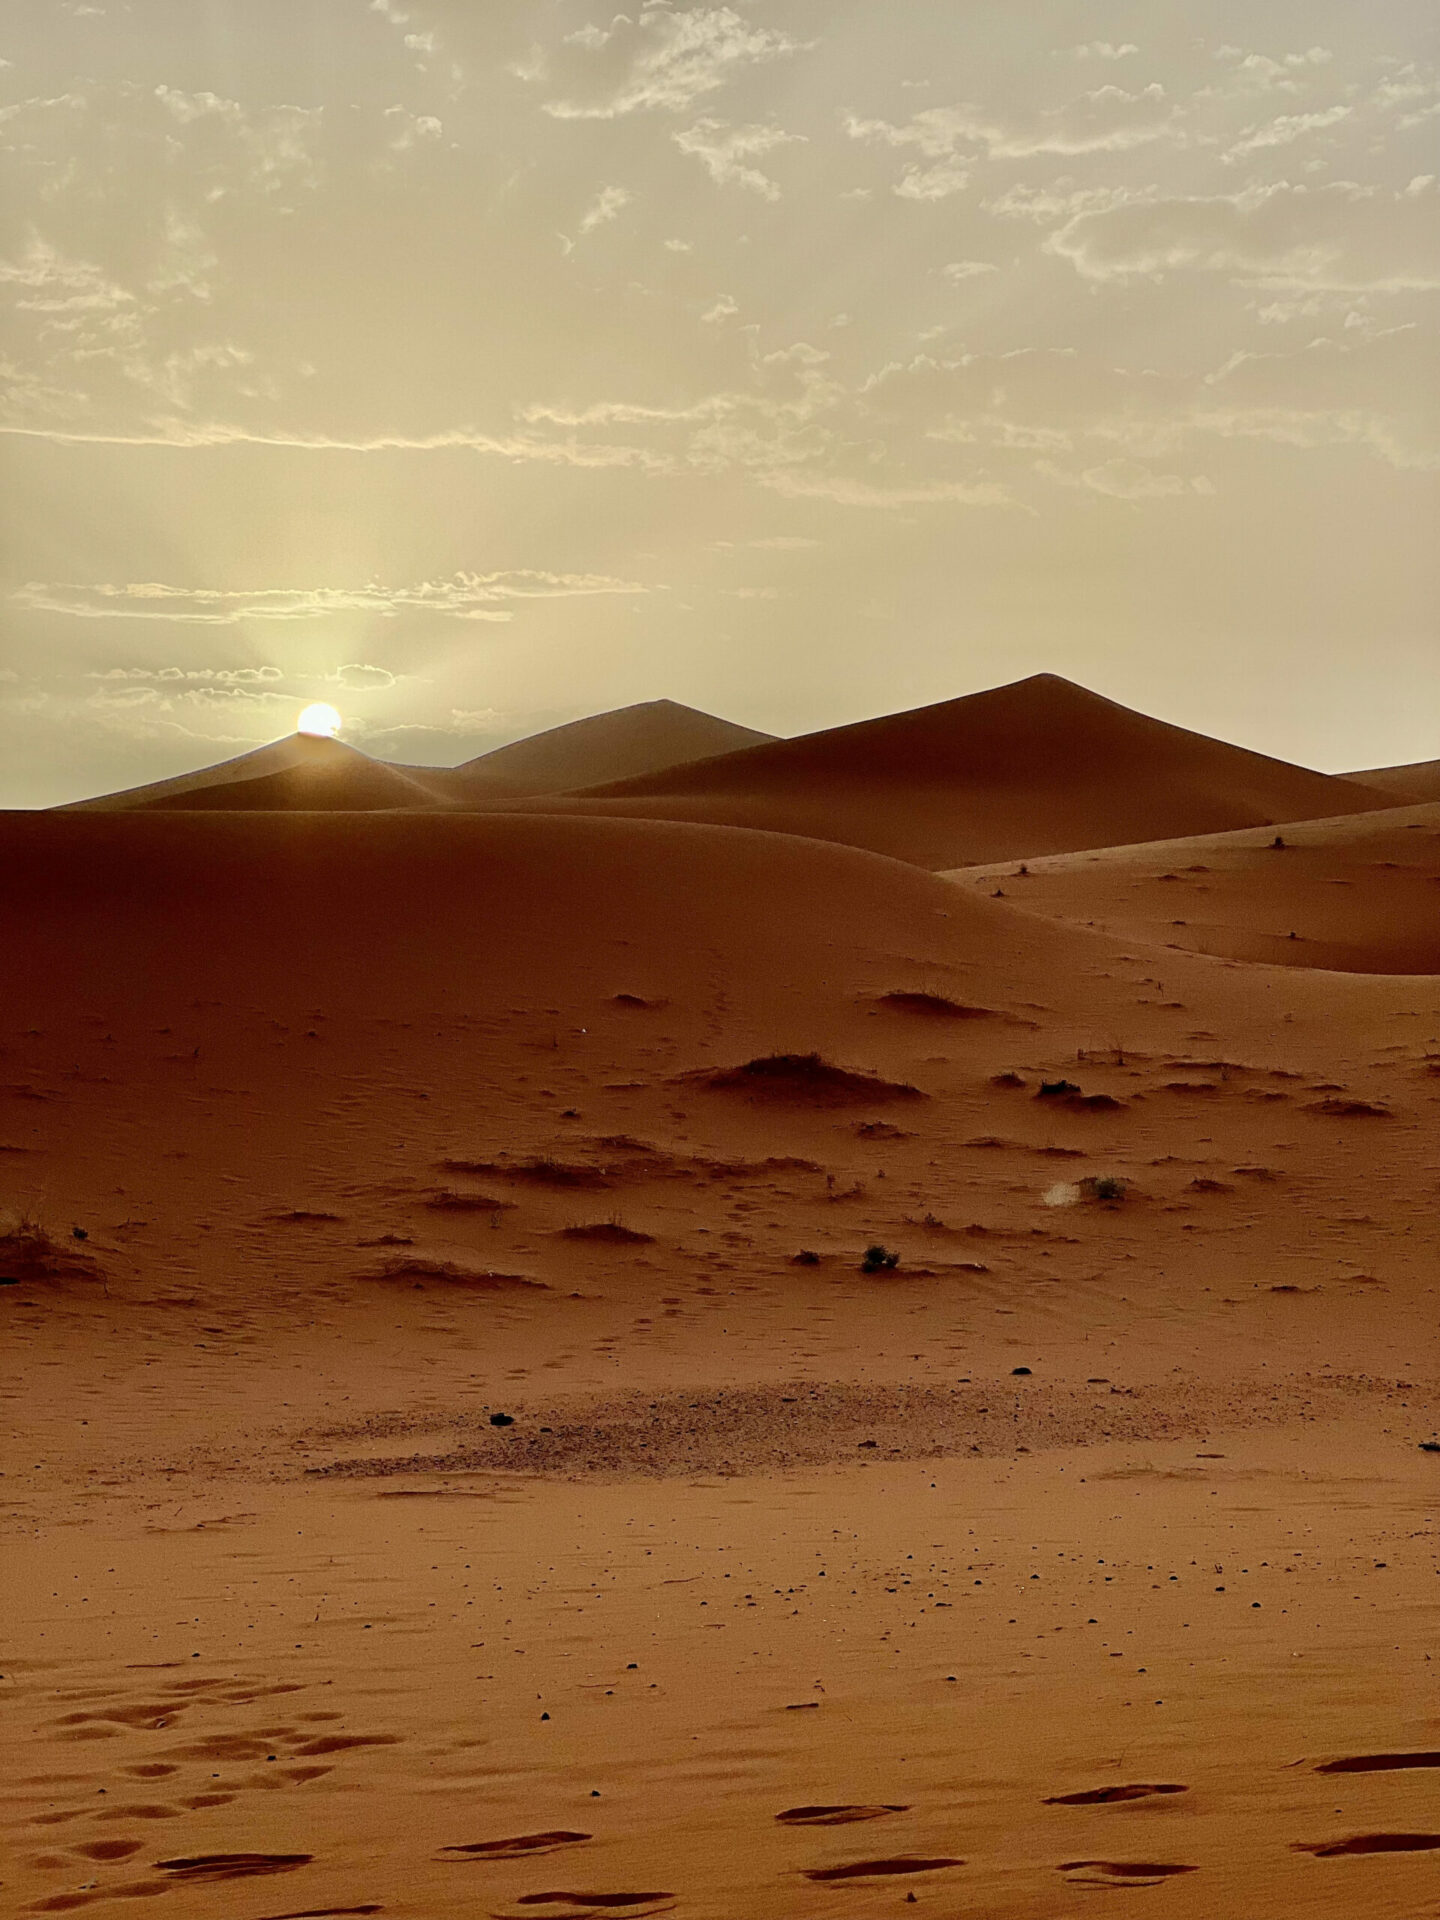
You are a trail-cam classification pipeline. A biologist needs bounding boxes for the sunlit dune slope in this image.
[528,674,1386,868]
[1347,757,1440,804]
[452,697,775,795]
[950,801,1440,974]
[134,752,446,813]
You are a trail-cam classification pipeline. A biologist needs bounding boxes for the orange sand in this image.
[5,696,1440,1918]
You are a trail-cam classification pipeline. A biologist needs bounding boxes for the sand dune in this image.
[7,796,1440,1919]
[951,800,1440,973]
[454,698,774,795]
[1347,757,1440,804]
[63,732,504,813]
[535,674,1388,868]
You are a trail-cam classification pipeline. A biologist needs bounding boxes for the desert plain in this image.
[4,676,1440,1919]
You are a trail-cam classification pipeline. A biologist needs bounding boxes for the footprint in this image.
[253,1909,384,1919]
[1045,1784,1188,1805]
[1294,1834,1440,1857]
[801,1857,963,1882]
[1316,1753,1440,1774]
[441,1832,592,1860]
[123,1765,178,1780]
[511,1897,674,1911]
[28,1880,174,1912]
[776,1806,909,1826]
[290,1734,400,1757]
[1058,1862,1198,1886]
[155,1852,313,1883]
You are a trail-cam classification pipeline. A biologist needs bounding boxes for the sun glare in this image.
[297,702,342,738]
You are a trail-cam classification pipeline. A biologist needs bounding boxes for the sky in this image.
[1,0,1437,805]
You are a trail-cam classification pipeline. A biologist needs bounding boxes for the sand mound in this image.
[951,801,1440,973]
[455,699,774,795]
[685,1053,925,1106]
[525,674,1385,868]
[366,1256,543,1290]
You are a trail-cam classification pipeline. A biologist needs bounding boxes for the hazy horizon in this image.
[3,0,1437,805]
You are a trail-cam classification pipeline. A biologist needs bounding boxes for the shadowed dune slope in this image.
[521,674,1388,869]
[950,801,1440,974]
[1348,758,1440,804]
[0,809,1039,1021]
[453,699,775,795]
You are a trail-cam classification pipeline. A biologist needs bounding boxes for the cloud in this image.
[985,181,1148,224]
[0,419,678,467]
[846,83,1181,198]
[579,184,632,233]
[541,6,804,120]
[14,571,655,624]
[673,119,802,198]
[1071,42,1138,61]
[1036,456,1208,499]
[1047,182,1440,292]
[943,259,999,281]
[762,470,1013,509]
[331,663,397,689]
[1226,103,1351,159]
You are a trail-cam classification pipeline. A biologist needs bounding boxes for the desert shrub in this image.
[1086,1176,1128,1203]
[0,1213,104,1286]
[861,1243,900,1273]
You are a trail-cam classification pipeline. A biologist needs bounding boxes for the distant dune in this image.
[452,698,775,795]
[56,679,1393,868]
[542,674,1388,868]
[1346,757,1440,804]
[951,799,1440,973]
[61,732,491,812]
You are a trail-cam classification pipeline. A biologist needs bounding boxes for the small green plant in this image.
[861,1243,900,1272]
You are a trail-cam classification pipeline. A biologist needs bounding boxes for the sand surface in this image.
[5,800,1440,1916]
[953,802,1440,974]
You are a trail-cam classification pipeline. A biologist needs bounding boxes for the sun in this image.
[297,702,343,738]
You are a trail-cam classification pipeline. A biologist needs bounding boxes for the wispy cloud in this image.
[541,5,804,120]
[1047,180,1440,292]
[579,184,632,234]
[673,119,803,198]
[14,571,656,624]
[846,83,1181,198]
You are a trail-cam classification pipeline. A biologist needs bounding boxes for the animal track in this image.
[1045,1784,1188,1805]
[1294,1833,1440,1857]
[775,1805,909,1826]
[801,1856,963,1881]
[441,1832,592,1860]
